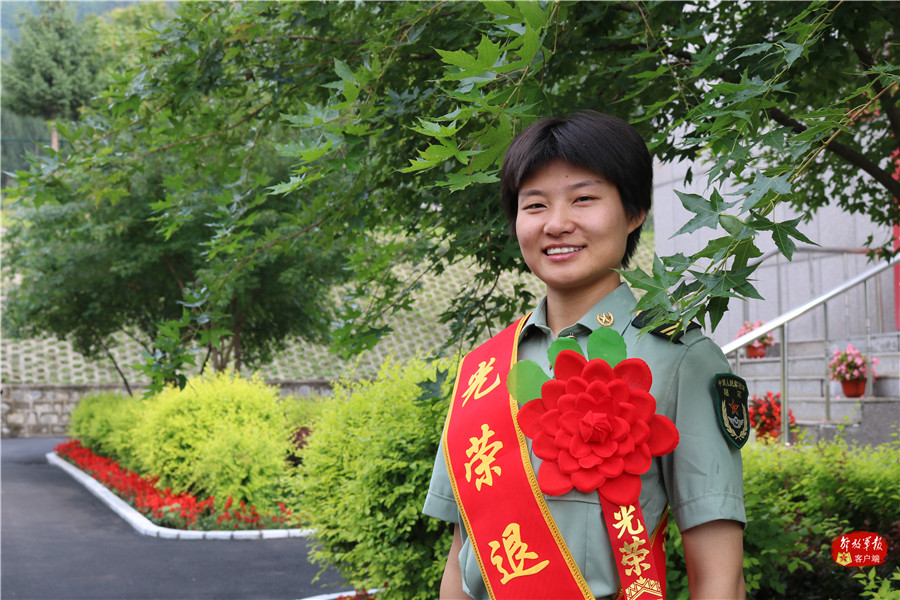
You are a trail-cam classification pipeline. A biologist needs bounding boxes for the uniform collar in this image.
[520,283,637,342]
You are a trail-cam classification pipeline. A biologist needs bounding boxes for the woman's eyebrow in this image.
[518,178,605,197]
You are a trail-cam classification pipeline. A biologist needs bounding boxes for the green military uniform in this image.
[423,284,746,599]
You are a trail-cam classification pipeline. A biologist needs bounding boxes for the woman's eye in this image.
[574,196,595,203]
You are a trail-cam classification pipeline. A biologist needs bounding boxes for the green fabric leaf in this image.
[507,359,549,404]
[548,337,582,368]
[586,328,627,367]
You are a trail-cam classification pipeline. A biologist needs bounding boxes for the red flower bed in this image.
[748,392,795,443]
[55,439,300,530]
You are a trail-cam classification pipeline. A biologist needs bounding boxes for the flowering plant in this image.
[748,392,795,443]
[55,439,302,530]
[828,344,878,383]
[736,320,775,349]
[511,328,679,506]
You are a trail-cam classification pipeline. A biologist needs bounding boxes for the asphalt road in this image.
[1,437,350,600]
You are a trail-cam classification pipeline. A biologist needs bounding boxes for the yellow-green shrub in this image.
[68,392,143,470]
[299,357,455,600]
[130,370,292,510]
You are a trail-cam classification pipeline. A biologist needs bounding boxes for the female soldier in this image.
[424,111,746,600]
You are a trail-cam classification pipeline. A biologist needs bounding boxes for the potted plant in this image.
[736,320,775,358]
[748,391,795,443]
[828,344,878,398]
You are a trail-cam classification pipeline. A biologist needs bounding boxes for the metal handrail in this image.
[721,252,900,442]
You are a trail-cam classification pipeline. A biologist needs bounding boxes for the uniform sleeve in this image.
[661,336,746,531]
[422,435,461,523]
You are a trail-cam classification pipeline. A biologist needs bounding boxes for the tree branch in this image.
[767,105,900,199]
[850,39,900,141]
[99,338,133,396]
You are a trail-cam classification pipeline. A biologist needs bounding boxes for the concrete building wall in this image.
[651,159,895,349]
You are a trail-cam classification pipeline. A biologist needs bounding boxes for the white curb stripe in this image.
[47,452,314,540]
[297,589,381,600]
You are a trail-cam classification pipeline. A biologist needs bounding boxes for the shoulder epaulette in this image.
[631,311,701,344]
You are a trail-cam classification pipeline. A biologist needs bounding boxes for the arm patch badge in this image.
[714,374,750,449]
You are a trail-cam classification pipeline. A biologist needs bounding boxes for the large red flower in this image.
[517,350,679,506]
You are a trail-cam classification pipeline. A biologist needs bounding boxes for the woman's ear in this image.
[627,210,647,234]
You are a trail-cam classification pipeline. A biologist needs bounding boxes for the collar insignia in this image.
[596,312,614,327]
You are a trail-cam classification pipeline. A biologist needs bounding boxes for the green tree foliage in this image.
[3,2,348,392]
[5,1,899,383]
[2,1,101,149]
[0,109,49,186]
[3,148,347,392]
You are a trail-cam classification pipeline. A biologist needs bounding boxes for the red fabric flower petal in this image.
[607,379,632,404]
[575,391,602,414]
[557,392,578,413]
[611,416,630,440]
[540,379,567,410]
[628,416,650,444]
[647,415,679,456]
[557,449,581,474]
[571,467,606,493]
[554,428,573,450]
[558,410,582,436]
[597,455,624,478]
[516,400,544,437]
[582,359,614,383]
[590,438,617,458]
[565,376,589,396]
[578,452,605,469]
[614,434,635,457]
[599,472,641,505]
[538,461,575,496]
[614,358,653,391]
[568,430,593,458]
[538,409,561,433]
[555,350,588,380]
[618,402,639,424]
[628,390,657,421]
[623,443,651,474]
[533,433,560,461]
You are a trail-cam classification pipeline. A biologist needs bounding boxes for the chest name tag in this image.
[714,374,750,449]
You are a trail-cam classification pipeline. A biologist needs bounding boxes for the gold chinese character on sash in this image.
[619,537,651,577]
[461,357,501,407]
[489,523,550,584]
[464,424,503,491]
[612,505,645,539]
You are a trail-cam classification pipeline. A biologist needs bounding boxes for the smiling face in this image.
[516,159,645,303]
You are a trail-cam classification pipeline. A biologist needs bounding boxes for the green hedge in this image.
[298,357,454,600]
[299,361,899,600]
[68,371,308,514]
[666,438,900,600]
[69,369,899,599]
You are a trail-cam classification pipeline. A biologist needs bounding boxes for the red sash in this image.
[443,319,669,600]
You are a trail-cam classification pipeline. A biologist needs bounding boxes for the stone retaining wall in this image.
[0,380,334,438]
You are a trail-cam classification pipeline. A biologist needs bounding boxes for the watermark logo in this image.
[831,531,889,567]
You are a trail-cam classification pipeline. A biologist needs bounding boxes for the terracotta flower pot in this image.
[746,345,767,359]
[840,379,866,398]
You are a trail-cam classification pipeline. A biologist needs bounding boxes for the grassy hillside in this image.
[1,234,655,385]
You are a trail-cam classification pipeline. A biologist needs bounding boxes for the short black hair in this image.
[500,110,652,268]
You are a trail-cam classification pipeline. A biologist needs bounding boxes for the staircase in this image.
[730,332,900,446]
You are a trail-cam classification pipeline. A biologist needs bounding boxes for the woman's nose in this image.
[544,203,574,236]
